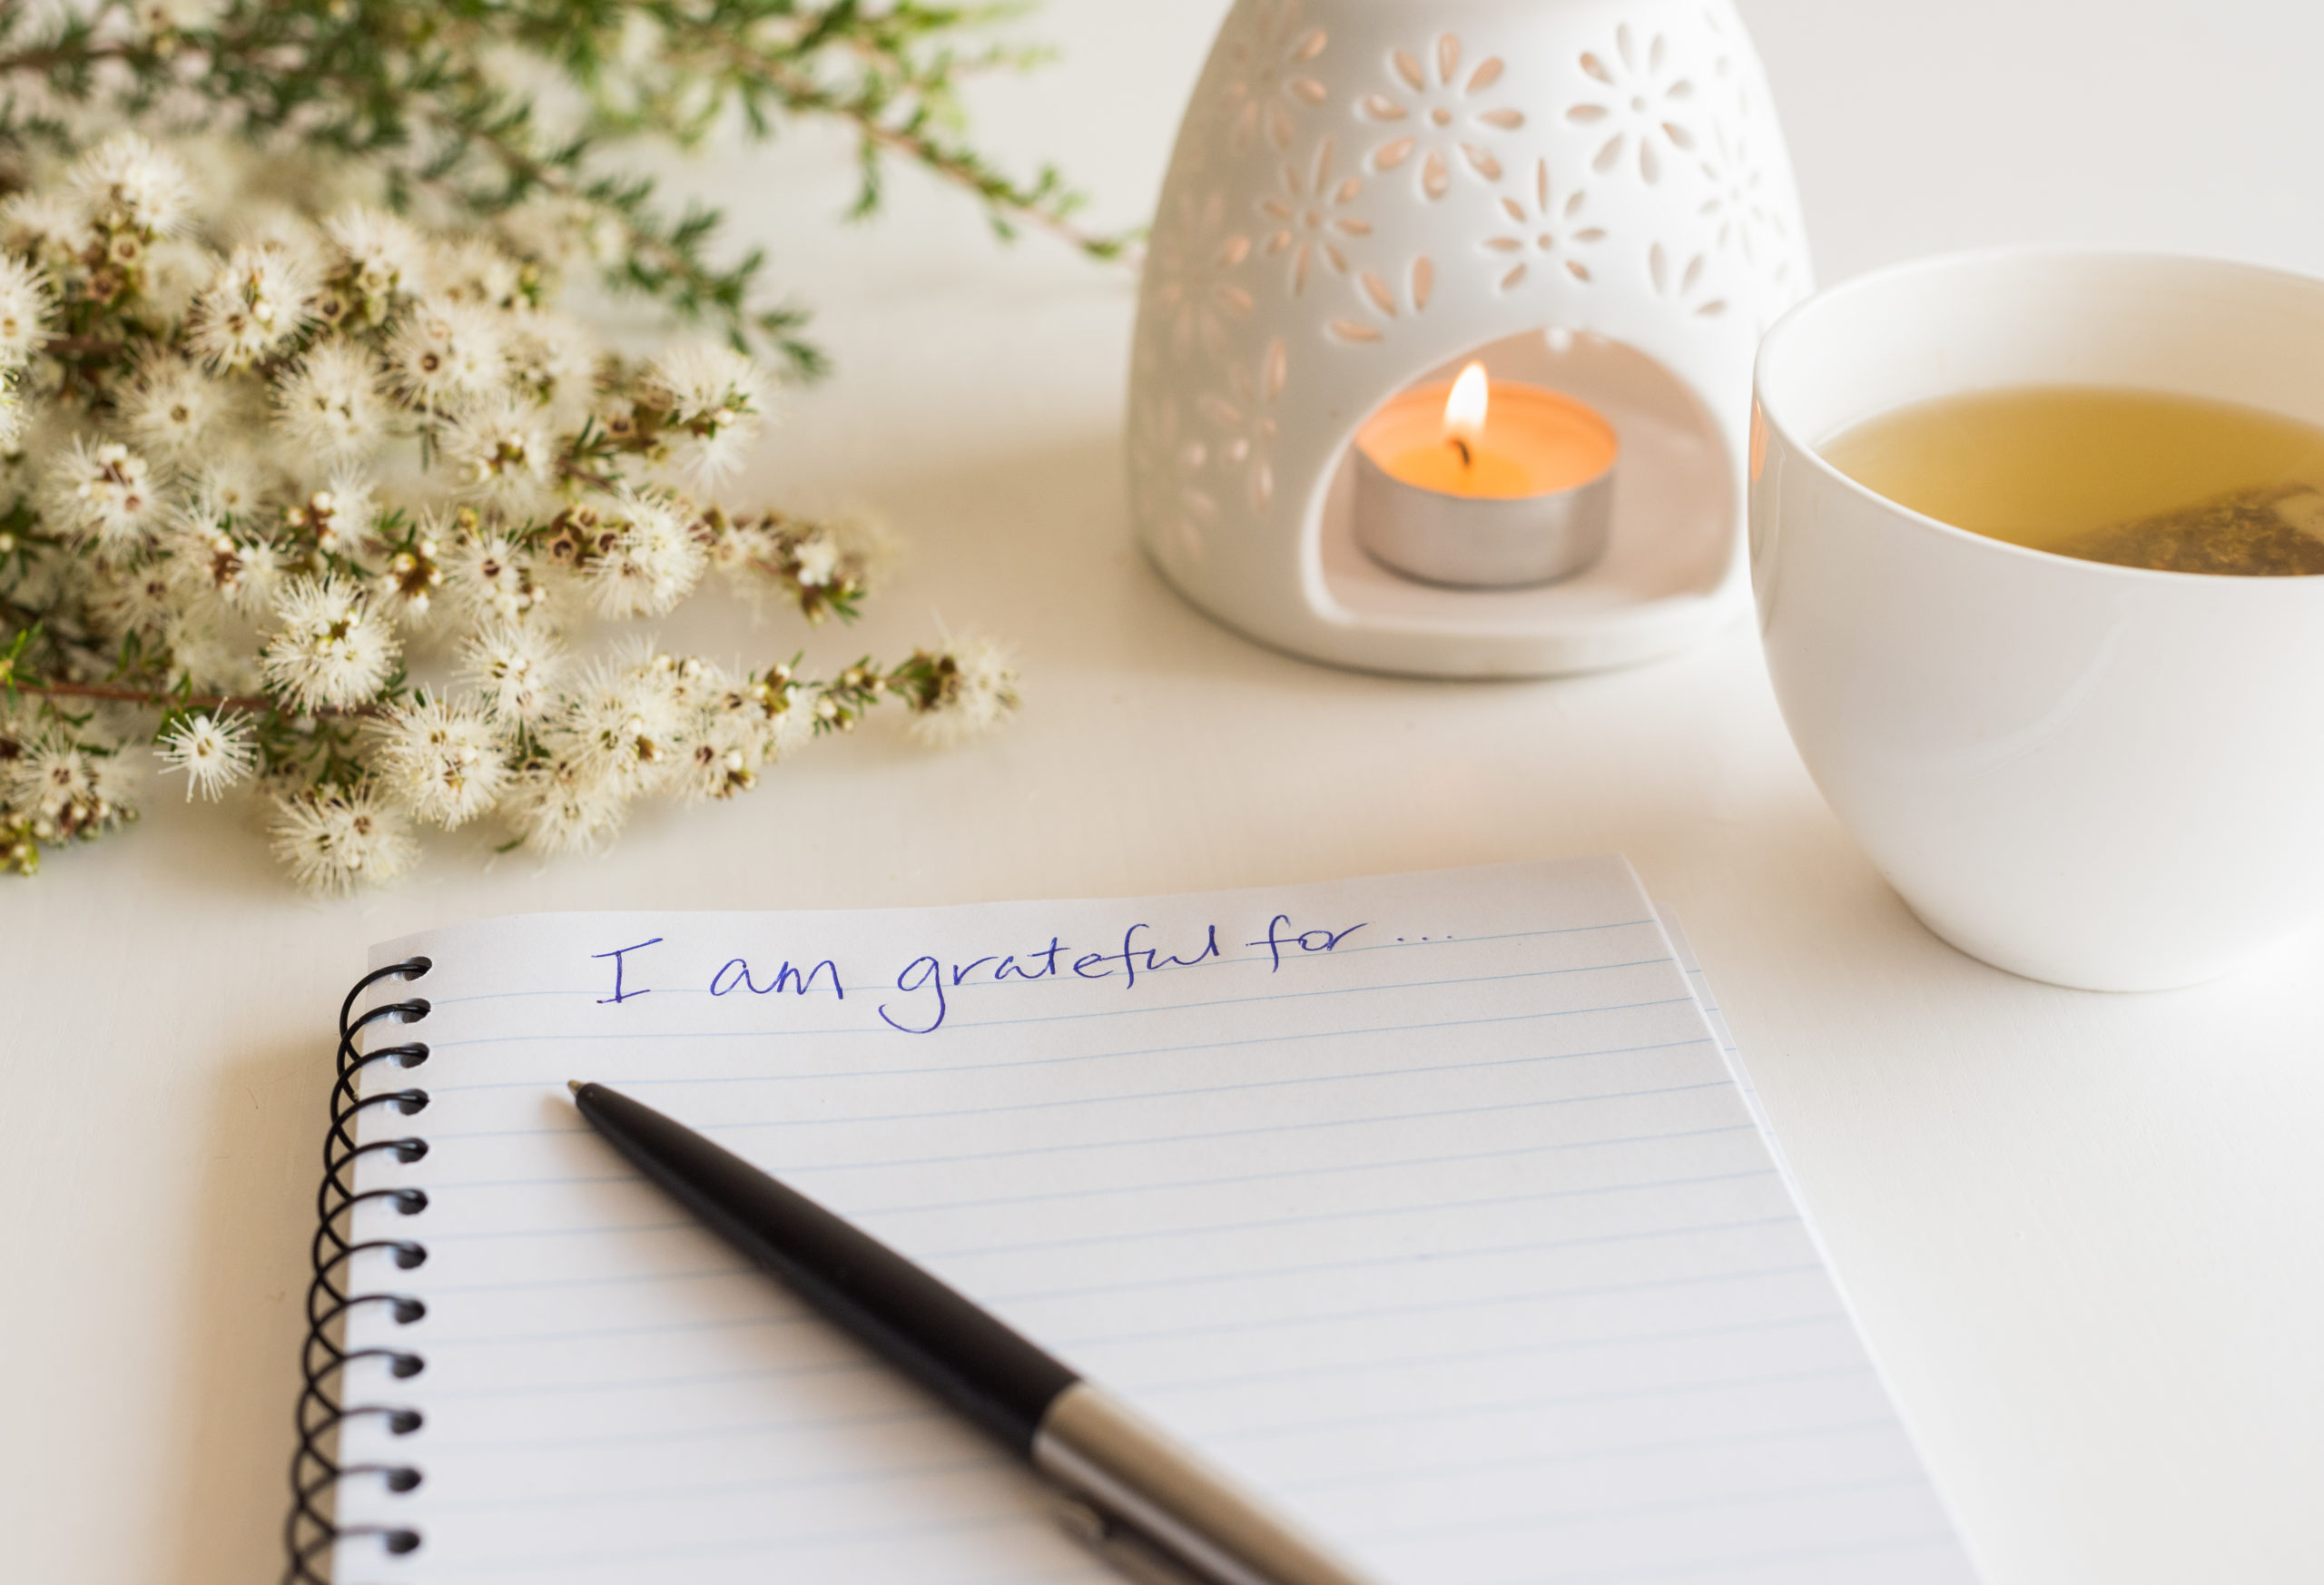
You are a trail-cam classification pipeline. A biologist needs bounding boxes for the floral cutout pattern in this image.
[1486,160,1606,288]
[1145,189,1256,362]
[1647,241,1728,318]
[1198,337,1289,510]
[1257,139,1370,294]
[1566,24,1698,183]
[1697,4,1762,125]
[1696,122,1778,265]
[1329,256,1435,343]
[1217,0,1329,154]
[1131,394,1217,565]
[1362,34,1525,200]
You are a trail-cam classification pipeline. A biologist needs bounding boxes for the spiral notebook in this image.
[290,857,1979,1584]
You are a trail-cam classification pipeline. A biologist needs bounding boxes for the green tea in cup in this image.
[1820,384,2324,575]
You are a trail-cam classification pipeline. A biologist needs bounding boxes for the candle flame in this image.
[1443,361,1490,445]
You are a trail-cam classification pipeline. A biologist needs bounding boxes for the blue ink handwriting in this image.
[710,958,844,999]
[877,923,1223,1034]
[592,938,665,1004]
[1246,915,1368,972]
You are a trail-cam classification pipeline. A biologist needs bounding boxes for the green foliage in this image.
[0,0,1131,380]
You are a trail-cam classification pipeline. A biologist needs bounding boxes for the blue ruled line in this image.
[399,1347,1877,1459]
[409,1212,1808,1373]
[408,1168,1789,1326]
[412,999,1711,1134]
[409,1121,1762,1204]
[1349,1472,1936,1541]
[1124,1310,1848,1400]
[414,1078,1738,1205]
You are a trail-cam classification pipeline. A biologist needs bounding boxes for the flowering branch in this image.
[0,135,1020,891]
[637,16,1134,261]
[5,676,325,714]
[0,0,1136,376]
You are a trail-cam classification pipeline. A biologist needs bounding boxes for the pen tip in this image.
[566,1079,586,1096]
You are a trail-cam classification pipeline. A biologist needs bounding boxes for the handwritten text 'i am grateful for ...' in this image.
[588,914,1378,1035]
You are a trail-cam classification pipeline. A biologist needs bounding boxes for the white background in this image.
[8,2,2324,1580]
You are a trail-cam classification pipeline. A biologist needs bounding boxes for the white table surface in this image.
[9,3,2324,1581]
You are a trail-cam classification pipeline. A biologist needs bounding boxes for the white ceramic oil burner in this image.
[1128,0,1813,676]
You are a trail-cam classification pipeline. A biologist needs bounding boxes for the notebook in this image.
[290,856,1980,1585]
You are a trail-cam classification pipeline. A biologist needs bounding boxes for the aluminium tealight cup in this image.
[1752,247,2324,990]
[1352,387,1617,589]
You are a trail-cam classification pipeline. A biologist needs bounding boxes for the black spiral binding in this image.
[283,956,436,1584]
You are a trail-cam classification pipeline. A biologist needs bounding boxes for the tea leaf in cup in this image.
[2065,485,2324,576]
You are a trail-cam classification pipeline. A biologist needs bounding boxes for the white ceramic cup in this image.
[1751,249,2324,991]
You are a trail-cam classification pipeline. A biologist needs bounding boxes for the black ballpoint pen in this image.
[567,1081,1384,1585]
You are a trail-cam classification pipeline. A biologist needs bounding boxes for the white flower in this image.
[136,0,224,35]
[503,749,627,857]
[495,193,620,271]
[425,236,526,309]
[553,648,689,796]
[645,340,766,480]
[675,671,813,802]
[0,382,21,455]
[185,454,268,524]
[70,133,194,239]
[268,783,418,894]
[163,609,263,692]
[0,406,46,498]
[444,394,553,497]
[829,507,899,585]
[370,695,508,828]
[647,341,762,421]
[222,202,332,279]
[272,340,387,457]
[371,534,444,626]
[278,468,379,556]
[909,636,1021,747]
[442,532,547,625]
[792,532,841,587]
[47,438,159,547]
[315,468,380,548]
[140,236,212,324]
[0,255,54,369]
[704,512,775,579]
[503,311,599,414]
[261,575,399,710]
[676,717,763,802]
[189,243,320,369]
[157,712,258,801]
[657,651,727,713]
[458,621,565,724]
[121,352,221,458]
[387,300,509,407]
[323,206,428,300]
[3,724,135,842]
[162,511,278,611]
[582,488,704,617]
[0,192,90,261]
[91,557,179,636]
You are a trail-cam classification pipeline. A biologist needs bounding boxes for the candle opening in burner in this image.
[1354,360,1620,589]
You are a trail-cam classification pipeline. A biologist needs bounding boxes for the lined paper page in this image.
[333,858,1976,1584]
[1659,911,1796,1192]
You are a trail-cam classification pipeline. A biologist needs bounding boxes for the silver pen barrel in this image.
[1032,1383,1385,1585]
[1055,1498,1214,1585]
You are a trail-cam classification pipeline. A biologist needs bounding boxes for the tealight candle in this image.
[1353,362,1620,587]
